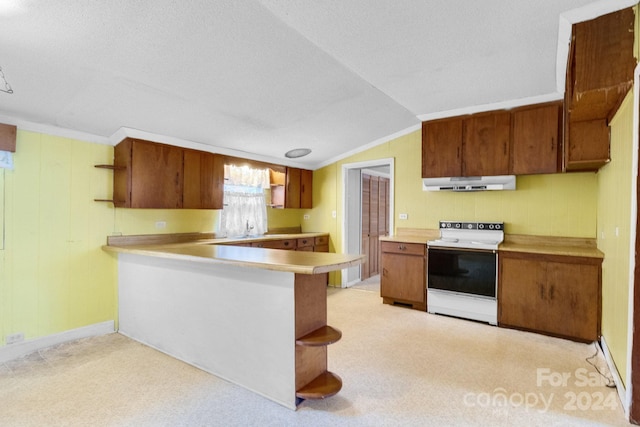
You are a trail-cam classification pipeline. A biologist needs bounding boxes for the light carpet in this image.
[0,287,630,426]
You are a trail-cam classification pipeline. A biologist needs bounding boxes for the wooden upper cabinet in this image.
[114,138,184,208]
[421,102,562,178]
[421,117,463,178]
[463,111,510,176]
[0,123,16,152]
[111,138,309,210]
[511,102,562,175]
[284,167,313,209]
[183,149,224,209]
[564,7,635,171]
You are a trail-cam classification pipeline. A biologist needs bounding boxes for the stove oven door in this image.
[427,247,497,298]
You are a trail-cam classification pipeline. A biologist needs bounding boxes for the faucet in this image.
[245,219,254,236]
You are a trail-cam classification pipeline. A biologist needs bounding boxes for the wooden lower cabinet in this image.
[498,251,601,342]
[380,241,426,311]
[223,234,329,253]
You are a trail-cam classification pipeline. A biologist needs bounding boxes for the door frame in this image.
[628,62,640,423]
[340,158,394,287]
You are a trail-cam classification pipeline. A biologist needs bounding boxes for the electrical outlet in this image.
[303,214,310,220]
[332,210,337,218]
[155,221,167,229]
[399,213,408,220]
[6,332,24,345]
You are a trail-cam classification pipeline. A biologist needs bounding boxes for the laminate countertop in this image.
[103,235,365,275]
[379,229,604,259]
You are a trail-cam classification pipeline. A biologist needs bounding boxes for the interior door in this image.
[361,174,390,280]
[361,175,371,280]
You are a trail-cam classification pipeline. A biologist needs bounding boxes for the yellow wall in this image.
[0,131,117,345]
[598,90,635,385]
[312,130,598,284]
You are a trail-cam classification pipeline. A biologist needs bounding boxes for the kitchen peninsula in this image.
[103,233,364,410]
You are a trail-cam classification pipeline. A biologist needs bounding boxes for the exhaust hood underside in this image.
[422,175,516,192]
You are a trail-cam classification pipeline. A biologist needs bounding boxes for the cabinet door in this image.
[182,150,225,210]
[541,261,600,341]
[285,167,301,208]
[300,169,313,208]
[422,118,463,178]
[183,149,202,209]
[512,103,562,175]
[498,256,545,330]
[201,153,224,209]
[565,119,610,171]
[381,249,425,304]
[463,111,510,176]
[130,140,183,208]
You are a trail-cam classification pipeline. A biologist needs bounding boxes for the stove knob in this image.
[478,224,484,229]
[454,223,460,228]
[489,224,494,229]
[446,223,451,228]
[466,223,472,229]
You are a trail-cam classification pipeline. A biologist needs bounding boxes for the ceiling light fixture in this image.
[284,148,312,159]
[0,66,13,94]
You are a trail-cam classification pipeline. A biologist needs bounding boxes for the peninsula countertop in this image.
[103,233,365,275]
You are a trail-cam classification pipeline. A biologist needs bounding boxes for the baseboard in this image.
[599,336,627,414]
[0,321,115,364]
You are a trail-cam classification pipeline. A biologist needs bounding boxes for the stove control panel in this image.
[439,221,504,231]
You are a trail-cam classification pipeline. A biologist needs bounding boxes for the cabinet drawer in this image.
[381,241,425,256]
[297,237,314,248]
[252,239,297,250]
[314,235,329,246]
[314,244,329,253]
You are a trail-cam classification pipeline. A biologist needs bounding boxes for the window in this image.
[220,165,269,237]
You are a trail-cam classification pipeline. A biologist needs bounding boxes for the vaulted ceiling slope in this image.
[0,0,633,168]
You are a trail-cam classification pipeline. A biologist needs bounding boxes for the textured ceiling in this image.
[0,0,632,168]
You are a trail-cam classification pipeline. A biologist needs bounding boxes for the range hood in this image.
[422,175,516,192]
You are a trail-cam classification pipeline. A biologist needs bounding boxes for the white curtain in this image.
[221,165,269,237]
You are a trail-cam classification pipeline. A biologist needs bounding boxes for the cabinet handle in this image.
[503,142,506,155]
[284,241,289,246]
[382,268,388,277]
[456,147,460,159]
[549,285,555,300]
[540,284,545,300]
[551,137,555,151]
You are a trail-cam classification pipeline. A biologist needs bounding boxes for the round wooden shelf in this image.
[296,371,342,400]
[295,325,342,347]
